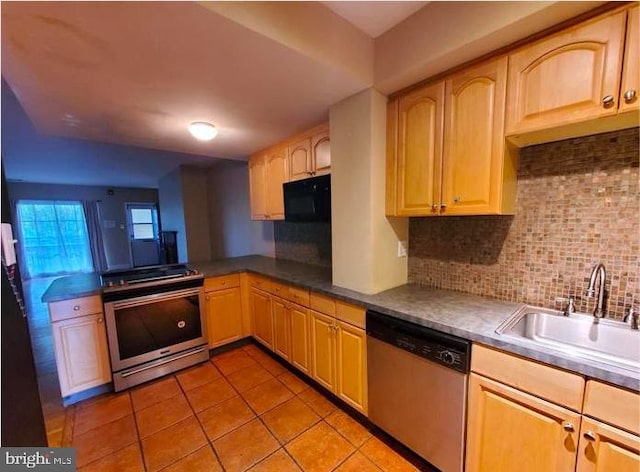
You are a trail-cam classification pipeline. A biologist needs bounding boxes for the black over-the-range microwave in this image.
[283,174,331,222]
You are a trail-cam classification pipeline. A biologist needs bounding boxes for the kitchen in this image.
[1,1,639,472]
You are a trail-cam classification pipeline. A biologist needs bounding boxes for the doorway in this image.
[125,203,160,267]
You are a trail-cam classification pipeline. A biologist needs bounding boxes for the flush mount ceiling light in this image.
[188,122,218,141]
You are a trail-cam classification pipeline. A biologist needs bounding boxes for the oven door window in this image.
[114,294,202,360]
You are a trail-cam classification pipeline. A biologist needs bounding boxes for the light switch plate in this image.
[397,240,408,258]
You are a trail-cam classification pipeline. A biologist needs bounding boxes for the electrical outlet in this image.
[397,240,408,258]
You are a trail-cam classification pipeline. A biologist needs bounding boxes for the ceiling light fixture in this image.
[189,122,218,141]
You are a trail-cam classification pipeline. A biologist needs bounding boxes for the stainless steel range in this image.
[101,264,209,392]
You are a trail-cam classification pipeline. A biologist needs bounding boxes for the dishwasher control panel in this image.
[366,310,470,373]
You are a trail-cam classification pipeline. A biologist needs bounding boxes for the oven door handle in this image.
[107,287,203,310]
[120,346,208,378]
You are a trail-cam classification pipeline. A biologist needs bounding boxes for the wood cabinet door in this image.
[272,296,291,360]
[249,154,267,220]
[442,57,508,216]
[396,81,445,216]
[335,321,367,414]
[506,11,627,135]
[577,417,640,472]
[290,303,311,374]
[620,6,639,112]
[251,288,273,349]
[265,146,287,220]
[309,310,335,392]
[52,314,111,397]
[466,373,581,472]
[288,138,312,181]
[311,129,331,176]
[205,287,243,349]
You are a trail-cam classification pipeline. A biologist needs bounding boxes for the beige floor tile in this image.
[249,449,301,471]
[74,393,132,437]
[297,388,337,418]
[130,377,183,411]
[325,410,372,447]
[185,377,236,412]
[135,393,193,438]
[360,437,419,472]
[227,363,274,392]
[160,445,223,472]
[73,415,138,468]
[277,371,310,394]
[141,416,208,472]
[334,451,381,472]
[78,443,144,472]
[176,361,222,391]
[197,396,256,441]
[213,418,279,472]
[285,422,354,472]
[242,378,294,415]
[260,397,320,444]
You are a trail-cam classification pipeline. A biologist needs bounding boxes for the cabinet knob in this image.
[97,317,103,323]
[624,89,637,103]
[602,95,615,107]
[221,281,226,285]
[205,296,210,301]
[73,305,80,311]
[583,430,597,441]
[431,204,438,213]
[439,203,447,213]
[561,421,575,432]
[453,196,461,204]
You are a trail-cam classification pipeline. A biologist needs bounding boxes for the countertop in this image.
[41,255,640,391]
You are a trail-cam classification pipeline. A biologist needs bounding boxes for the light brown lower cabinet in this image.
[577,417,640,472]
[466,373,581,472]
[204,286,243,349]
[51,313,111,397]
[251,287,273,349]
[289,303,311,374]
[272,296,291,360]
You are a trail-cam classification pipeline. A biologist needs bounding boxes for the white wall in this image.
[158,168,188,263]
[207,161,275,259]
[330,88,407,294]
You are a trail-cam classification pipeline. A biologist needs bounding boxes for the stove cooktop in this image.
[100,264,202,291]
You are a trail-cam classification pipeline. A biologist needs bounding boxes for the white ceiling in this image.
[1,1,605,188]
[322,2,429,38]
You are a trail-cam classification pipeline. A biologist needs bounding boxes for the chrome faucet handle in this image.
[623,308,639,330]
[555,296,577,316]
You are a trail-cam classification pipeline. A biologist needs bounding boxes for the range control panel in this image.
[367,310,470,374]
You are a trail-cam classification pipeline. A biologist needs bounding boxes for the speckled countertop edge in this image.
[41,256,640,392]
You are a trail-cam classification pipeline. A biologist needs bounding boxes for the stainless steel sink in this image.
[496,306,640,373]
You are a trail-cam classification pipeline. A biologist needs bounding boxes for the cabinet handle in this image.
[205,296,210,301]
[439,203,447,213]
[453,195,461,204]
[431,204,438,213]
[602,95,615,107]
[73,305,80,311]
[561,421,575,432]
[97,317,103,323]
[583,430,597,441]
[221,281,226,285]
[624,89,637,103]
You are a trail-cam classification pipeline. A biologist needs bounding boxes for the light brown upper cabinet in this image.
[620,6,639,114]
[386,56,517,217]
[288,124,331,182]
[506,9,637,144]
[249,145,288,220]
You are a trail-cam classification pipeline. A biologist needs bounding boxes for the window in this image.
[126,204,158,240]
[16,201,94,278]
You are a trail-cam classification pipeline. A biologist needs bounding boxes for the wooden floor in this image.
[23,276,68,447]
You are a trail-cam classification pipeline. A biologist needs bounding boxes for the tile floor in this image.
[71,345,434,472]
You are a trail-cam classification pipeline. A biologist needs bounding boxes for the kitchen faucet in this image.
[585,262,607,318]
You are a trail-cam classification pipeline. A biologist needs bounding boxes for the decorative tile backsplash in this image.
[274,221,332,268]
[409,127,639,320]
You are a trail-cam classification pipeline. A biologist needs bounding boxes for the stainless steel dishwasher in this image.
[367,310,470,472]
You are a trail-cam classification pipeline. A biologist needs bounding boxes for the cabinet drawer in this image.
[288,286,310,307]
[270,280,289,299]
[310,292,336,316]
[336,300,365,329]
[49,295,103,322]
[204,274,240,292]
[249,275,272,293]
[584,380,640,435]
[471,344,585,411]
